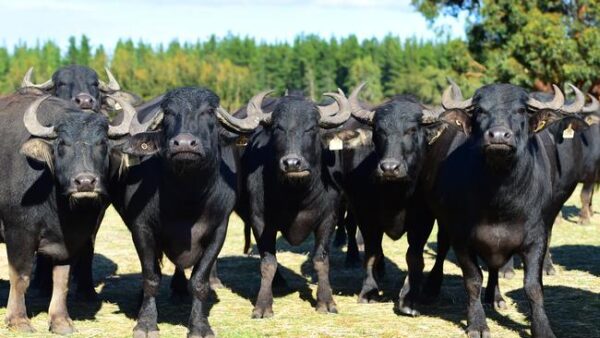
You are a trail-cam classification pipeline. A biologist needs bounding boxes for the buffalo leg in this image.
[543,231,556,276]
[243,222,252,255]
[251,218,277,319]
[32,254,53,297]
[49,264,75,334]
[345,212,360,267]
[187,221,228,338]
[171,268,189,298]
[398,214,434,315]
[499,256,515,279]
[5,232,36,332]
[73,237,97,300]
[422,226,449,301]
[333,208,347,248]
[131,227,161,338]
[483,268,506,310]
[357,228,383,303]
[455,247,489,338]
[209,262,222,289]
[313,216,337,313]
[521,240,556,338]
[579,179,594,224]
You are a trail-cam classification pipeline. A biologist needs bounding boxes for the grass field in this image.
[0,187,597,338]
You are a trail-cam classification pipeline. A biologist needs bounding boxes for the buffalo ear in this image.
[583,114,600,126]
[528,110,561,133]
[120,131,162,156]
[439,109,471,135]
[549,116,589,141]
[20,139,54,168]
[103,91,142,112]
[423,122,448,145]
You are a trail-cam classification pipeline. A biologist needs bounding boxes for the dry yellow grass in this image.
[0,186,598,337]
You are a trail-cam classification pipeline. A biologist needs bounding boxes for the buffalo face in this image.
[270,98,321,180]
[122,87,221,174]
[371,99,430,182]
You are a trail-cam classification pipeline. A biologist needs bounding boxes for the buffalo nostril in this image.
[503,132,512,139]
[190,139,197,147]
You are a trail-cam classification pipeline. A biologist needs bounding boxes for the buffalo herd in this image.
[0,65,598,337]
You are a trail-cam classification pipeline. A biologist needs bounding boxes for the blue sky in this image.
[0,0,466,51]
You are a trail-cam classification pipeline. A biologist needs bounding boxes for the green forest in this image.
[0,0,598,109]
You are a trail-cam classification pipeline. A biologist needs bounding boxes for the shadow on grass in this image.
[507,286,600,338]
[100,270,219,327]
[551,245,600,277]
[560,204,581,222]
[0,253,117,321]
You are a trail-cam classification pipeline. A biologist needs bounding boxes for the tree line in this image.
[0,35,486,109]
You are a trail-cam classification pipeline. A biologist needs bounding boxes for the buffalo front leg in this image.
[251,219,277,319]
[579,179,594,224]
[483,268,506,310]
[131,226,161,338]
[5,231,36,332]
[187,221,228,338]
[73,237,98,300]
[345,211,360,267]
[521,240,556,338]
[313,216,337,313]
[49,264,75,334]
[455,247,489,338]
[422,223,448,302]
[357,228,384,303]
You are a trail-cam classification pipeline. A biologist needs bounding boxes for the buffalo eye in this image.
[95,139,107,147]
[304,126,315,133]
[406,126,417,134]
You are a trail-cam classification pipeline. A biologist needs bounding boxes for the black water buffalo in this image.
[110,87,256,337]
[576,95,600,224]
[237,89,351,318]
[330,83,449,303]
[0,92,134,334]
[398,83,586,337]
[21,65,140,113]
[23,65,141,299]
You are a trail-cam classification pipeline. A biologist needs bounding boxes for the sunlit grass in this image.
[0,186,597,337]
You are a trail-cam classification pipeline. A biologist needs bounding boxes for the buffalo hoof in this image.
[357,289,380,304]
[396,298,420,317]
[133,323,160,338]
[499,268,515,279]
[251,305,274,319]
[6,316,35,333]
[188,326,215,338]
[209,277,224,290]
[50,316,75,335]
[544,264,557,276]
[467,329,491,338]
[316,300,337,314]
[578,217,591,225]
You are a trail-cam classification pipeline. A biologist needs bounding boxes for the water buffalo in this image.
[0,92,134,334]
[399,83,586,338]
[23,64,142,300]
[237,89,351,318]
[329,83,449,303]
[21,65,140,114]
[110,86,256,337]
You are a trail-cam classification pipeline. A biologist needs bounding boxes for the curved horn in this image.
[562,84,586,113]
[106,95,136,137]
[317,88,352,128]
[582,94,600,113]
[215,90,275,133]
[23,95,56,138]
[21,67,54,90]
[129,108,164,135]
[98,67,121,92]
[247,90,274,124]
[441,83,472,110]
[527,84,564,111]
[349,82,375,124]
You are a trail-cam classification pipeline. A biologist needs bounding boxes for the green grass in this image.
[0,186,598,337]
